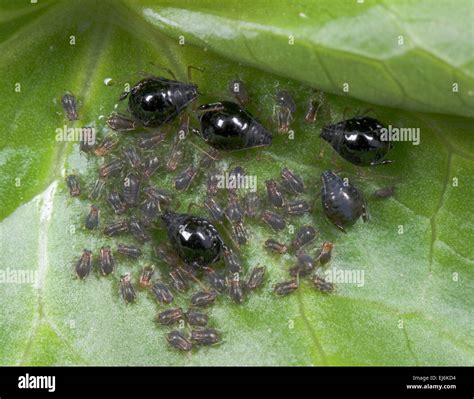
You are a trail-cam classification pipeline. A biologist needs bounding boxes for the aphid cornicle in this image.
[161,211,224,268]
[190,290,217,308]
[321,170,368,232]
[157,307,183,326]
[66,174,81,197]
[99,246,115,275]
[195,101,272,150]
[85,205,100,230]
[61,92,78,121]
[120,274,137,303]
[122,76,199,127]
[246,266,266,291]
[151,281,174,304]
[167,330,192,352]
[264,239,288,254]
[75,249,92,279]
[320,116,393,166]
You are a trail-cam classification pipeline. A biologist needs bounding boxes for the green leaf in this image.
[1,0,473,366]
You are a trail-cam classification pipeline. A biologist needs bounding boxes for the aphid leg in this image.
[146,62,177,80]
[362,201,370,223]
[196,103,226,113]
[370,159,395,166]
[187,65,204,82]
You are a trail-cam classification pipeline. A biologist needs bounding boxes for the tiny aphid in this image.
[232,221,248,246]
[94,136,118,157]
[138,132,165,149]
[321,170,368,232]
[199,148,219,169]
[61,92,78,121]
[284,199,310,216]
[223,247,241,273]
[190,290,217,308]
[107,191,126,214]
[123,173,140,206]
[120,273,137,303]
[85,205,100,230]
[289,251,315,277]
[99,158,124,178]
[243,191,260,218]
[167,330,192,352]
[157,307,184,326]
[261,210,286,231]
[79,127,95,153]
[265,179,284,208]
[228,273,244,304]
[103,220,129,236]
[264,239,288,254]
[274,90,296,134]
[191,328,221,346]
[274,280,298,296]
[203,267,227,293]
[141,198,159,226]
[293,225,316,250]
[246,266,266,290]
[106,112,136,131]
[227,166,245,194]
[66,174,81,197]
[316,241,334,265]
[143,186,172,208]
[304,93,324,123]
[229,79,249,105]
[142,156,161,179]
[175,164,198,191]
[139,265,155,288]
[151,281,174,304]
[206,170,221,196]
[88,178,106,201]
[168,269,189,293]
[129,216,150,243]
[99,246,115,275]
[312,275,335,293]
[281,167,304,194]
[185,309,208,327]
[372,186,396,199]
[153,244,180,266]
[75,249,92,279]
[117,244,142,259]
[225,193,244,223]
[123,146,142,170]
[204,197,225,221]
[166,136,184,172]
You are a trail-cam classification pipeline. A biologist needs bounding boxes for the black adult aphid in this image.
[99,246,115,275]
[75,249,92,279]
[61,92,79,121]
[167,330,192,351]
[321,170,368,232]
[151,281,174,304]
[66,174,81,197]
[320,116,393,166]
[121,76,199,127]
[161,211,224,268]
[120,273,137,303]
[195,101,272,150]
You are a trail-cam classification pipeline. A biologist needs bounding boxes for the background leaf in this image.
[0,0,473,366]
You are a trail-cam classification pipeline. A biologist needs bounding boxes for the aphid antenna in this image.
[187,65,204,82]
[177,266,208,291]
[188,141,219,162]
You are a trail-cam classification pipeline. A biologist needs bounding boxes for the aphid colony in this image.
[63,70,395,352]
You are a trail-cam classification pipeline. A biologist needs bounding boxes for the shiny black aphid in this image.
[151,280,174,304]
[265,179,284,208]
[123,173,140,206]
[120,273,137,303]
[139,265,155,288]
[228,273,244,304]
[191,328,221,346]
[168,269,189,293]
[75,249,92,279]
[61,92,78,121]
[88,178,105,201]
[261,210,286,231]
[264,239,288,254]
[123,77,199,127]
[316,241,334,265]
[246,266,266,290]
[161,211,224,268]
[85,205,100,230]
[190,290,217,308]
[99,246,115,275]
[66,174,81,197]
[107,191,126,214]
[167,330,192,352]
[185,309,209,327]
[103,220,129,236]
[196,101,272,150]
[320,116,393,166]
[157,307,183,326]
[321,170,368,232]
[117,244,142,259]
[293,225,316,250]
[289,252,315,277]
[274,280,298,296]
[281,168,304,194]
